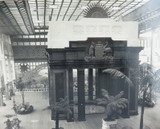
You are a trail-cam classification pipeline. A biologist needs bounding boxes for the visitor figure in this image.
[89,42,95,57]
[4,119,12,129]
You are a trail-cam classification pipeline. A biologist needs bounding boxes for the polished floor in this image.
[0,91,160,129]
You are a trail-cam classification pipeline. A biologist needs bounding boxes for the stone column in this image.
[49,68,56,106]
[95,69,102,98]
[77,69,85,121]
[0,90,3,106]
[49,68,56,120]
[0,61,3,106]
[67,68,74,122]
[122,67,130,117]
[128,67,139,115]
[88,68,93,100]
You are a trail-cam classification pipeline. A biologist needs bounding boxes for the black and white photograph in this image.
[0,0,160,129]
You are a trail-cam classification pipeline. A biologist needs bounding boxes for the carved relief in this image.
[84,41,113,62]
[84,4,109,18]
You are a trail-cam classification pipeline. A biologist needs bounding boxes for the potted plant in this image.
[96,89,128,129]
[14,78,33,114]
[51,96,72,129]
[138,63,155,129]
[103,66,160,129]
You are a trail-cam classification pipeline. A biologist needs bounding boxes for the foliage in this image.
[4,118,21,129]
[96,89,128,121]
[51,97,72,129]
[0,87,5,95]
[15,78,24,91]
[103,69,133,87]
[51,97,72,114]
[4,119,12,129]
[16,64,48,88]
[137,63,158,107]
[138,63,159,129]
[13,102,33,114]
[138,97,155,107]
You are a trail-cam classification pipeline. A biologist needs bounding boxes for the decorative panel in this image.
[13,45,47,60]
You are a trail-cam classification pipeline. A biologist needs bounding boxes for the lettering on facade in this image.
[112,26,122,35]
[84,41,113,62]
[73,25,122,36]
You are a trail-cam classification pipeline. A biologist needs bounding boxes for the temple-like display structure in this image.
[46,37,143,121]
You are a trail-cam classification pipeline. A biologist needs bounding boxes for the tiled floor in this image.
[0,91,160,129]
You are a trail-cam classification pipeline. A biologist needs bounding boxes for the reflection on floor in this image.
[0,92,160,129]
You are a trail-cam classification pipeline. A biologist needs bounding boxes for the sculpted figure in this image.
[89,42,95,57]
[103,41,112,56]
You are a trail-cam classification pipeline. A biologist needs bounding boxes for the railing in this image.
[15,88,48,92]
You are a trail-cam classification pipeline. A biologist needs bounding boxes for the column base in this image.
[52,127,64,129]
[102,119,117,129]
[78,118,86,121]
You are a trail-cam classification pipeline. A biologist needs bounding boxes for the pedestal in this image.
[102,119,117,129]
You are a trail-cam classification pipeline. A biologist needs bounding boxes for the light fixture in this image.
[48,4,58,9]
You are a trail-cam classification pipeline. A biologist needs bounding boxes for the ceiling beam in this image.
[44,0,47,27]
[123,0,160,21]
[0,1,23,35]
[108,0,127,15]
[139,14,160,33]
[62,0,72,21]
[105,0,118,11]
[56,0,64,21]
[68,0,81,21]
[76,0,103,21]
[75,0,92,21]
[12,32,48,36]
[102,0,110,8]
[35,32,48,35]
[14,1,35,34]
[24,0,35,32]
[11,38,47,42]
[110,0,134,17]
[35,0,40,26]
[49,0,56,21]
[114,0,144,20]
[34,26,48,30]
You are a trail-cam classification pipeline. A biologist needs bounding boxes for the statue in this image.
[103,41,112,56]
[88,42,95,57]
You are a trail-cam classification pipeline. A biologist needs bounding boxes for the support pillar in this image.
[88,69,93,100]
[49,68,56,106]
[50,68,56,120]
[77,69,85,121]
[67,68,74,122]
[0,90,3,106]
[95,69,102,98]
[0,61,3,106]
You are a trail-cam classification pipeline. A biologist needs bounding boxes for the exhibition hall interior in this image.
[0,0,160,129]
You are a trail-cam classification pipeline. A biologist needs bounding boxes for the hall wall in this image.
[0,34,15,99]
